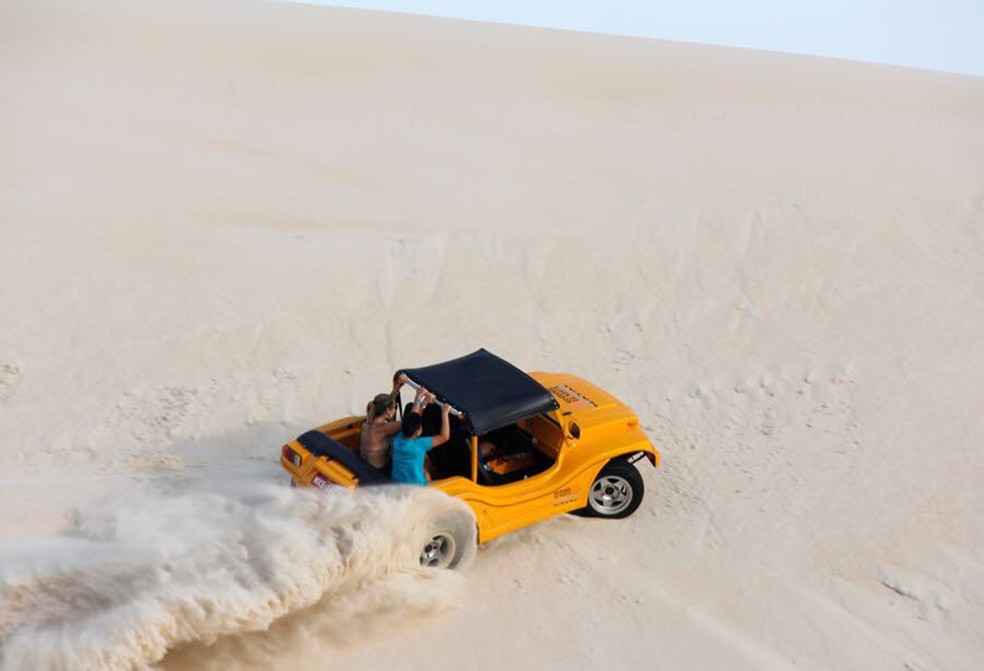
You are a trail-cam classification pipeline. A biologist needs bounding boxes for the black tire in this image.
[417,509,477,570]
[580,459,644,519]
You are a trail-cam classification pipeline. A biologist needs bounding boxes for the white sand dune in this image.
[2,1,983,669]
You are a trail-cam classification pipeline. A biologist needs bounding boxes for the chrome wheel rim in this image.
[419,532,455,569]
[589,475,633,515]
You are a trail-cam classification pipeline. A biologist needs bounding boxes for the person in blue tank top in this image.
[391,387,451,485]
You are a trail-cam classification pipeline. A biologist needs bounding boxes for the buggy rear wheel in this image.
[419,531,457,569]
[416,509,476,570]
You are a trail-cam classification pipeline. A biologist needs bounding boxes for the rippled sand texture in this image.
[2,2,983,670]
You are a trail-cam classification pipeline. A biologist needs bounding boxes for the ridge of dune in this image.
[1,1,983,670]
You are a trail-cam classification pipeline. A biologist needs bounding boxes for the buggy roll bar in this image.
[402,378,466,418]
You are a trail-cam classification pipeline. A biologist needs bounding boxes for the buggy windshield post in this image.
[470,434,478,482]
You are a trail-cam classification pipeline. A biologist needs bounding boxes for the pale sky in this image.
[287,0,984,77]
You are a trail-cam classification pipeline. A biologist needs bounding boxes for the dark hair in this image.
[401,413,422,438]
[368,393,395,421]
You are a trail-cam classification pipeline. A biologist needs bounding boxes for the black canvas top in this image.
[400,349,559,435]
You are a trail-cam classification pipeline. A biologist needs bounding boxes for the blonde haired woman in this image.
[359,372,407,469]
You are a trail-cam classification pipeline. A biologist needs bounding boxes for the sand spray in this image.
[0,481,475,670]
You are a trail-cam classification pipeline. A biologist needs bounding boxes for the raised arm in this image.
[430,403,452,448]
[411,387,432,415]
[391,372,408,401]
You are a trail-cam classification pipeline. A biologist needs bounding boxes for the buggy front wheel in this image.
[581,459,644,519]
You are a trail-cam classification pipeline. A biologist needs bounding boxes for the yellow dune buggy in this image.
[280,349,660,568]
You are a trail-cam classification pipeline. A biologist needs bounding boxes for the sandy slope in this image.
[2,1,983,669]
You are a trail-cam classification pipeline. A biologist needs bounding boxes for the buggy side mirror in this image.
[568,422,580,439]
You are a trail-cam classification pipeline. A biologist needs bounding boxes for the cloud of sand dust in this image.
[0,482,475,671]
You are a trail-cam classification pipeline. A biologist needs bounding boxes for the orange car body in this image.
[281,356,659,544]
